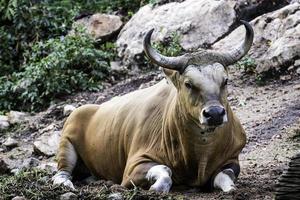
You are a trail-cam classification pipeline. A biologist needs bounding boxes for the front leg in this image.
[146,165,172,193]
[121,162,172,193]
[213,168,237,192]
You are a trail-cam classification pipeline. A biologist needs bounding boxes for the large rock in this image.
[33,131,60,157]
[74,13,123,41]
[117,0,237,66]
[3,137,18,148]
[0,115,9,130]
[213,3,300,74]
[7,111,29,124]
[0,146,35,174]
[63,105,76,116]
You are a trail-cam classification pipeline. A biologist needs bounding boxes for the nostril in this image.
[203,110,211,118]
[220,108,225,116]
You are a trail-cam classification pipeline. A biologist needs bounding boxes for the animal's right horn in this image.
[143,29,189,73]
[216,20,254,66]
[186,20,254,67]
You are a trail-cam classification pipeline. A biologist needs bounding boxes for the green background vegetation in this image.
[0,0,152,112]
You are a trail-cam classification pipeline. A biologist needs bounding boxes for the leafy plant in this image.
[235,56,257,74]
[0,27,114,112]
[235,56,267,85]
[0,0,79,76]
[153,32,183,57]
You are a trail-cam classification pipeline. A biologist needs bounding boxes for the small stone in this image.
[139,83,147,89]
[33,131,60,157]
[294,59,300,67]
[296,67,300,74]
[7,111,28,124]
[39,124,57,134]
[108,192,123,200]
[21,157,40,169]
[60,192,77,200]
[12,196,27,200]
[0,115,10,130]
[3,137,18,148]
[63,105,76,116]
[293,84,300,90]
[36,161,57,173]
[280,75,291,81]
[287,65,294,71]
[11,168,21,175]
[96,95,106,103]
[110,61,124,72]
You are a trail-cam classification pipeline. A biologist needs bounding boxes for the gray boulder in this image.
[3,137,18,148]
[74,13,123,41]
[0,146,36,174]
[0,115,10,130]
[33,131,60,157]
[7,111,29,124]
[63,105,76,117]
[117,0,237,66]
[213,3,300,74]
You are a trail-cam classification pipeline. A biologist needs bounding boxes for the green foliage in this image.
[0,0,79,76]
[73,0,148,14]
[154,32,183,57]
[0,0,148,77]
[235,56,267,85]
[235,56,257,74]
[0,0,152,112]
[0,27,113,111]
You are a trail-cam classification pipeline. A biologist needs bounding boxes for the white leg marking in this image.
[213,171,236,192]
[52,170,75,190]
[146,165,172,193]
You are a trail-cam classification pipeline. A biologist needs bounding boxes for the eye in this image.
[185,82,193,89]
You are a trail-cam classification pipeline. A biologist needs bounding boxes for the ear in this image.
[163,68,180,88]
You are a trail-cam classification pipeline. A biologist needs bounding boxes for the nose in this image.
[202,106,226,126]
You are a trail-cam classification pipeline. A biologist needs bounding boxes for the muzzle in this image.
[201,105,228,126]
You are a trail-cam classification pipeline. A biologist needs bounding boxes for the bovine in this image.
[52,20,254,193]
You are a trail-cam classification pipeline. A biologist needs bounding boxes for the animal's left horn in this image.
[217,20,254,66]
[143,29,188,73]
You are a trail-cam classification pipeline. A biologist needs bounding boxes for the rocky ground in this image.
[0,66,299,200]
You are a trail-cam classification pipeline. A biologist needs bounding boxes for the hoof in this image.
[222,185,236,193]
[52,171,76,190]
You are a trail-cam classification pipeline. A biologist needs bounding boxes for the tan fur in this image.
[57,64,246,189]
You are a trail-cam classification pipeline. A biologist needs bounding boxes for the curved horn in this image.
[143,29,188,73]
[188,20,254,67]
[219,20,254,66]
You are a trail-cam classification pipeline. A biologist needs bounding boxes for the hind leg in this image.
[52,138,77,190]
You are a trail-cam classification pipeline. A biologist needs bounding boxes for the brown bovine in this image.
[53,21,253,193]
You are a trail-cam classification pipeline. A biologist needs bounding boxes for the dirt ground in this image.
[0,67,299,200]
